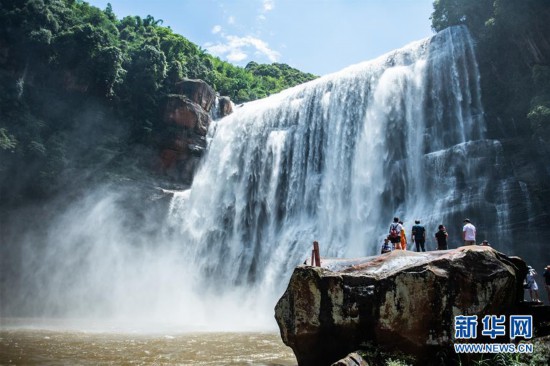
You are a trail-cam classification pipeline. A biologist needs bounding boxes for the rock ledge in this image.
[275,246,526,366]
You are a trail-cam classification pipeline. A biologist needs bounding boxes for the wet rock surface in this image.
[330,352,369,366]
[275,246,527,366]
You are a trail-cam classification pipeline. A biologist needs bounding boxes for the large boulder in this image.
[158,79,233,183]
[275,246,527,366]
[163,95,211,136]
[217,96,234,119]
[174,78,216,112]
[331,352,369,366]
[159,95,211,183]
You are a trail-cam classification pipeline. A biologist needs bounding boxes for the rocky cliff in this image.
[275,246,529,366]
[159,78,233,184]
[430,1,550,265]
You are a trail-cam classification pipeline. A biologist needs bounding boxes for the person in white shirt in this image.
[388,217,403,250]
[462,218,476,245]
[526,266,541,303]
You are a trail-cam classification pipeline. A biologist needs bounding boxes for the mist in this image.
[1,180,279,332]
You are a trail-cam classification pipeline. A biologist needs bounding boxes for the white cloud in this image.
[258,0,274,21]
[203,42,227,56]
[263,0,274,12]
[228,16,235,25]
[227,50,248,62]
[211,25,222,34]
[205,34,281,63]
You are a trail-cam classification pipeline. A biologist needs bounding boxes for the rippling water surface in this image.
[0,320,296,365]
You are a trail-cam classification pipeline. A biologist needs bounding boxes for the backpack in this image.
[389,223,399,240]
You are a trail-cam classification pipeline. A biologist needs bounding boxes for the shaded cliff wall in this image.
[432,1,550,275]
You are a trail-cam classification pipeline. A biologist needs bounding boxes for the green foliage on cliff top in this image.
[0,0,317,203]
[1,0,316,103]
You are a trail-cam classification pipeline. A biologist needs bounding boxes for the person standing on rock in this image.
[411,220,426,252]
[388,217,403,250]
[543,265,550,304]
[435,224,448,250]
[399,220,407,251]
[525,266,541,303]
[462,218,476,246]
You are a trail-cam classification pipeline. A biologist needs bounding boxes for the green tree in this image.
[0,0,318,202]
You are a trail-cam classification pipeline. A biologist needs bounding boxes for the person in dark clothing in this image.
[544,265,550,304]
[435,224,448,250]
[411,220,426,252]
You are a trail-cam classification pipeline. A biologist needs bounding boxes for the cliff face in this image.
[477,2,550,269]
[275,246,527,366]
[429,2,550,261]
[158,79,233,184]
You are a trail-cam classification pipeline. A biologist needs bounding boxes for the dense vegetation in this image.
[2,0,548,207]
[431,0,550,140]
[0,0,317,204]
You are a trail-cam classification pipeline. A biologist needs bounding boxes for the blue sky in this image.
[87,0,435,76]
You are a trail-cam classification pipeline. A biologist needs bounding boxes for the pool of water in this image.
[0,320,296,365]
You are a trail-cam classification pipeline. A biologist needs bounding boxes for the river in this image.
[0,320,296,365]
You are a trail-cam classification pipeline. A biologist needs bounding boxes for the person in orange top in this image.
[388,217,403,250]
[399,220,407,251]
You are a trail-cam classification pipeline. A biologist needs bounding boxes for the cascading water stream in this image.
[169,26,513,322]
[3,26,532,331]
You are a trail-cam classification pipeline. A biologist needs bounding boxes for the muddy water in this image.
[0,327,296,365]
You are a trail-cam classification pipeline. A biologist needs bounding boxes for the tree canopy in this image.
[0,0,317,203]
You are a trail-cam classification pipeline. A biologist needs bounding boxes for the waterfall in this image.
[169,26,510,312]
[4,26,527,330]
